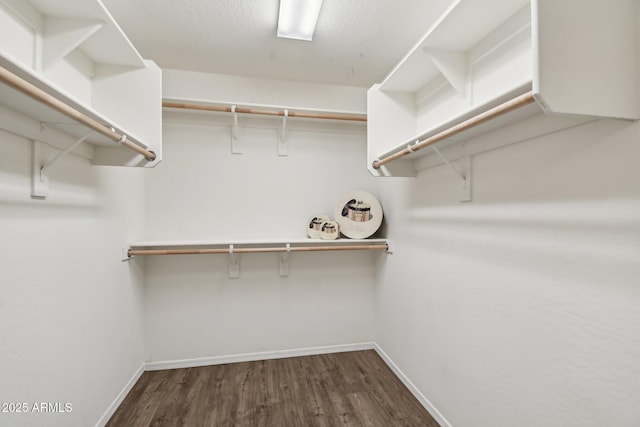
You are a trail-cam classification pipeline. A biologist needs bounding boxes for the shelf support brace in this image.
[228,244,240,278]
[424,48,468,97]
[230,105,241,154]
[42,18,103,71]
[41,130,93,178]
[279,243,291,276]
[278,109,288,156]
[32,131,93,199]
[432,147,471,202]
[32,140,48,199]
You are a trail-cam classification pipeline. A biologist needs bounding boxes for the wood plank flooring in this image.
[107,350,441,427]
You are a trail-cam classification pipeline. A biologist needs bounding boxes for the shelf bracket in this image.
[32,131,93,199]
[278,109,289,156]
[230,105,241,154]
[279,243,291,276]
[228,244,240,278]
[432,147,471,202]
[42,130,93,176]
[31,140,48,199]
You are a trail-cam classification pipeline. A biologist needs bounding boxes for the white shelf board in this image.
[376,83,537,162]
[381,0,530,93]
[130,238,387,249]
[0,50,149,149]
[6,0,145,68]
[424,0,529,50]
[127,238,389,276]
[163,96,367,118]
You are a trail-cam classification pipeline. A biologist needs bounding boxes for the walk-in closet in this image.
[1,1,639,426]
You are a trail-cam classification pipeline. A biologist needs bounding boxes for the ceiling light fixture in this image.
[277,0,323,41]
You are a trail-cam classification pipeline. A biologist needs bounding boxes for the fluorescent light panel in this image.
[277,0,323,41]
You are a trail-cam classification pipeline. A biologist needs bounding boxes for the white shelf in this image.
[0,0,162,167]
[130,238,388,250]
[381,0,529,93]
[163,97,367,119]
[127,238,389,278]
[368,0,639,177]
[27,0,145,68]
[0,52,146,147]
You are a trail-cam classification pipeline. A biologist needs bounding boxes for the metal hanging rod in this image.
[0,65,156,162]
[163,100,367,122]
[128,243,388,257]
[372,91,535,169]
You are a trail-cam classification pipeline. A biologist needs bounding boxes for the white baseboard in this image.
[144,342,376,371]
[374,344,452,427]
[95,363,145,427]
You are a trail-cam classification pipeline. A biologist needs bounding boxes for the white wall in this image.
[4,62,637,427]
[0,131,146,427]
[141,105,380,363]
[375,117,640,427]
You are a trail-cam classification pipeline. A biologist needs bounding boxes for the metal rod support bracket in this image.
[228,244,240,278]
[432,147,472,202]
[41,131,93,176]
[278,109,288,156]
[31,140,48,199]
[32,132,94,199]
[230,105,241,154]
[279,243,291,276]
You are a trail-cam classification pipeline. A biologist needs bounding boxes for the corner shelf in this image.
[367,0,639,177]
[0,0,162,167]
[126,238,389,278]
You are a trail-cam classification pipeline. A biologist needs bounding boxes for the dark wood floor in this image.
[107,350,440,427]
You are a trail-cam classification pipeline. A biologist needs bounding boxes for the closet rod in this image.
[0,66,156,162]
[163,101,367,122]
[128,243,388,257]
[372,91,535,169]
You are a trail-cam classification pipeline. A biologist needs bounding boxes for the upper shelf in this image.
[381,0,529,93]
[367,0,639,177]
[129,238,388,252]
[0,0,162,167]
[7,0,146,68]
[127,238,389,278]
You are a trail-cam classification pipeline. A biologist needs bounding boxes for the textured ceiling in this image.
[102,0,454,88]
